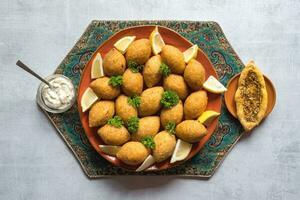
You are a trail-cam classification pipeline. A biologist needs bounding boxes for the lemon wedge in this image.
[91,53,104,79]
[198,110,220,126]
[183,44,198,63]
[203,75,227,94]
[136,155,156,172]
[81,87,99,112]
[170,139,192,164]
[99,145,121,156]
[150,26,165,55]
[114,36,136,54]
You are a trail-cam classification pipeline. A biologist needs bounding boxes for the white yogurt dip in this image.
[41,76,75,110]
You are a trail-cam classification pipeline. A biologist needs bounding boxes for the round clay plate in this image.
[77,25,222,171]
[224,73,276,118]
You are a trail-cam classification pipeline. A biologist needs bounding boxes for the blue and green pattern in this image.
[43,21,244,178]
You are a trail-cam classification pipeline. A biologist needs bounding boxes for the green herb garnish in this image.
[127,116,139,133]
[109,75,123,87]
[159,63,171,77]
[165,121,176,135]
[127,95,141,108]
[141,136,155,149]
[160,90,179,108]
[107,116,123,128]
[128,60,144,73]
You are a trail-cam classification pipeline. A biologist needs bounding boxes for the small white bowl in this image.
[36,74,76,113]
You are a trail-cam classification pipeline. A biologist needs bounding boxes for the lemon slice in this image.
[170,139,192,164]
[114,36,136,54]
[81,87,99,112]
[150,26,165,55]
[183,44,198,63]
[203,75,227,94]
[99,145,121,156]
[198,110,220,126]
[136,155,155,172]
[91,53,104,79]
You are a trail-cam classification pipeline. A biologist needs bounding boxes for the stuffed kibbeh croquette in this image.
[98,124,130,146]
[126,39,151,65]
[115,95,138,122]
[131,116,160,141]
[116,141,150,165]
[88,101,115,127]
[161,45,185,74]
[103,48,126,76]
[143,55,162,87]
[90,77,120,100]
[184,59,206,91]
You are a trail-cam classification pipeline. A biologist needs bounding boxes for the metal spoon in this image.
[16,60,52,88]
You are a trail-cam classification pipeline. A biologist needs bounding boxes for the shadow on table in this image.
[90,175,209,190]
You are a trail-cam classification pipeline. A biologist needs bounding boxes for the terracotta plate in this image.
[77,25,222,171]
[225,73,276,118]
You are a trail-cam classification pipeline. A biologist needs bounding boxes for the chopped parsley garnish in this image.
[107,116,123,128]
[165,121,176,135]
[141,136,155,149]
[159,63,171,77]
[127,116,139,133]
[160,90,179,108]
[127,95,141,108]
[109,75,123,87]
[128,60,144,73]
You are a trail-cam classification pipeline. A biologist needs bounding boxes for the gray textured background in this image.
[0,0,299,199]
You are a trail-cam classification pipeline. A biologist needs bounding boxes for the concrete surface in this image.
[0,0,299,199]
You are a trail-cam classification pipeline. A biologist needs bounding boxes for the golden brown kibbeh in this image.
[103,48,126,76]
[90,77,120,100]
[143,55,162,87]
[184,59,206,91]
[88,101,115,127]
[138,86,164,117]
[160,100,183,127]
[115,95,138,122]
[98,124,130,145]
[116,141,150,165]
[131,116,160,141]
[161,45,185,74]
[126,39,151,65]
[153,131,176,162]
[122,69,143,96]
[184,90,208,119]
[175,120,207,143]
[163,74,189,100]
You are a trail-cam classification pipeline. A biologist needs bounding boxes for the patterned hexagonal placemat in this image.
[40,20,244,178]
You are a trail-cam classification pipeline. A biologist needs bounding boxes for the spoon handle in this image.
[16,60,51,87]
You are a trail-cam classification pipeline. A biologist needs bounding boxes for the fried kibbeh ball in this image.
[116,141,150,165]
[153,131,176,162]
[138,86,164,117]
[184,90,208,120]
[97,124,130,146]
[131,116,160,141]
[90,77,120,100]
[184,59,206,91]
[143,55,162,87]
[88,101,115,127]
[163,74,189,100]
[160,100,183,127]
[126,39,151,65]
[122,69,143,96]
[103,48,126,76]
[115,95,138,122]
[161,45,185,74]
[175,120,207,143]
